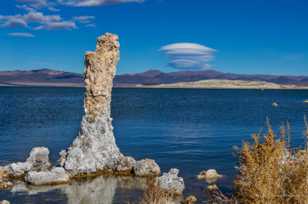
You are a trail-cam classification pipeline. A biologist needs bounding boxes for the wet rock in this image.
[7,147,51,178]
[8,162,31,178]
[157,168,185,195]
[134,159,160,177]
[25,167,69,185]
[197,169,222,184]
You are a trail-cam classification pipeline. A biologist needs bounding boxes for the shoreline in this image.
[1,84,308,90]
[2,79,308,90]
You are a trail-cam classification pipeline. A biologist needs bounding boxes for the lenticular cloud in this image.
[160,43,216,70]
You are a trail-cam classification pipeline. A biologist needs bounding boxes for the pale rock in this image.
[134,159,161,177]
[60,33,125,176]
[157,168,185,195]
[60,33,160,177]
[116,156,136,174]
[0,200,10,204]
[25,167,69,185]
[197,169,222,184]
[7,147,51,177]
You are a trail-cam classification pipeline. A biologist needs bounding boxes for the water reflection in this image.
[8,176,147,204]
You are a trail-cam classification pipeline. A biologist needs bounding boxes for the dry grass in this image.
[0,168,13,190]
[234,125,308,204]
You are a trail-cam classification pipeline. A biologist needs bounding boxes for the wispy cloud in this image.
[8,32,35,38]
[34,20,77,30]
[16,4,36,12]
[160,43,216,70]
[58,0,144,7]
[25,11,62,23]
[0,15,28,28]
[0,11,80,30]
[16,0,59,11]
[1,0,144,35]
[73,16,95,24]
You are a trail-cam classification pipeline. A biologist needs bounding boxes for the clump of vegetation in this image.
[0,168,13,190]
[234,123,308,204]
[139,182,175,204]
[136,120,308,204]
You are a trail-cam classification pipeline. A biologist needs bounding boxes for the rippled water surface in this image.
[0,87,308,203]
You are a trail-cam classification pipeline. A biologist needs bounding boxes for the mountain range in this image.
[0,68,308,88]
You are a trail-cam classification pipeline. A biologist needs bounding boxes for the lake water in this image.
[0,87,308,203]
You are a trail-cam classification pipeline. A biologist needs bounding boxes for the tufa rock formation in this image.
[6,147,51,178]
[0,33,161,189]
[134,159,161,177]
[60,33,160,177]
[157,168,185,195]
[25,167,70,185]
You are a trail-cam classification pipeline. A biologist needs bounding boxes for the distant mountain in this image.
[0,69,83,87]
[0,68,308,88]
[114,69,308,86]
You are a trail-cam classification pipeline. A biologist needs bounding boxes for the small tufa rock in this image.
[182,195,197,204]
[115,156,136,174]
[58,150,67,167]
[7,147,51,178]
[197,169,222,184]
[134,159,160,177]
[157,168,185,195]
[25,167,70,186]
[26,147,51,172]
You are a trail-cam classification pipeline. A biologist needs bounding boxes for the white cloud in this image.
[0,15,28,28]
[160,43,216,70]
[58,0,144,7]
[25,11,62,23]
[16,0,58,11]
[73,16,95,24]
[0,11,78,30]
[16,4,36,12]
[34,20,77,30]
[8,32,35,38]
[2,0,143,35]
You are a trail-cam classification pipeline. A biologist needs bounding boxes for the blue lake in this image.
[0,87,308,203]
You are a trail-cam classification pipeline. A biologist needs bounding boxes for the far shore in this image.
[1,79,308,90]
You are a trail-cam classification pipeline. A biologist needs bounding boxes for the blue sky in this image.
[0,0,308,75]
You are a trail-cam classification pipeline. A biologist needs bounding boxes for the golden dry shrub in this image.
[139,182,175,204]
[234,128,308,204]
